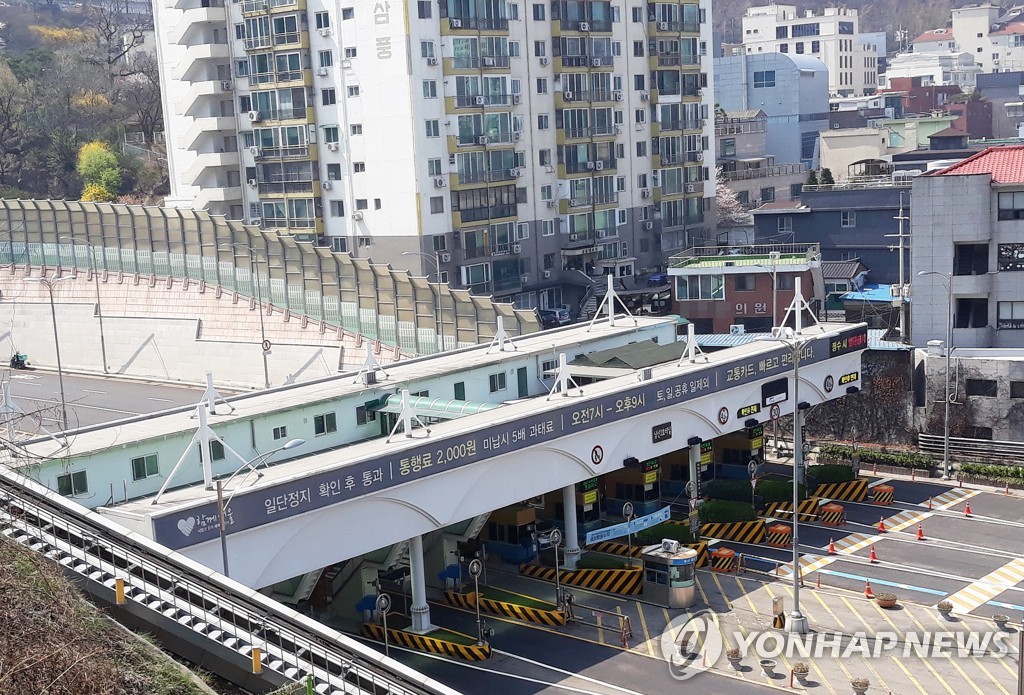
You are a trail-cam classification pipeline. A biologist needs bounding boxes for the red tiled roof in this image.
[913,28,952,43]
[930,146,1024,182]
[991,21,1024,36]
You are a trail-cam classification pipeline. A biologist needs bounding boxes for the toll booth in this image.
[480,505,538,563]
[641,541,698,609]
[660,441,713,497]
[538,477,605,536]
[603,458,661,517]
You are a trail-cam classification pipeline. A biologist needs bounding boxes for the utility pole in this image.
[886,192,911,342]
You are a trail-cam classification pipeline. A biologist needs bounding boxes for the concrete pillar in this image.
[409,535,433,632]
[561,485,581,570]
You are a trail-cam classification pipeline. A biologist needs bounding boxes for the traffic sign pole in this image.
[375,593,391,657]
[622,502,635,568]
[469,559,484,645]
[549,529,563,609]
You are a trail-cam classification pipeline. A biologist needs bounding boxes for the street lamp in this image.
[28,275,72,430]
[755,251,783,453]
[918,270,954,479]
[402,251,444,353]
[216,437,305,576]
[59,236,108,374]
[221,243,271,390]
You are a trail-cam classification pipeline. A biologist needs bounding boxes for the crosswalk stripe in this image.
[777,553,837,578]
[944,558,1024,613]
[924,488,980,511]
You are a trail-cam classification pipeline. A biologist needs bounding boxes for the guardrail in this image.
[918,433,1024,461]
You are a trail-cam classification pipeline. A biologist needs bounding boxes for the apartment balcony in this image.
[251,179,316,195]
[557,125,618,145]
[450,93,514,109]
[562,192,618,212]
[557,54,614,69]
[173,43,230,80]
[648,19,700,34]
[722,163,809,181]
[174,79,233,115]
[193,185,243,211]
[562,158,615,175]
[557,89,620,107]
[249,144,311,160]
[652,119,705,136]
[555,19,613,33]
[183,150,240,186]
[167,6,226,44]
[452,203,517,226]
[257,106,312,122]
[490,241,524,257]
[241,0,302,14]
[454,132,519,147]
[179,116,235,150]
[443,16,509,32]
[260,216,317,229]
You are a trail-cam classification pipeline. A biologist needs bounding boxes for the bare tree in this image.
[85,0,152,82]
[118,51,163,144]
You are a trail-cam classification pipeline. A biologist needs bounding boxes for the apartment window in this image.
[778,217,793,233]
[638,173,648,188]
[616,176,625,191]
[795,42,804,54]
[540,184,552,200]
[210,440,225,461]
[323,126,339,143]
[417,0,431,18]
[760,187,775,203]
[542,219,555,236]
[633,41,644,57]
[489,372,507,392]
[356,199,368,210]
[351,124,363,135]
[537,78,548,94]
[532,41,546,58]
[634,74,645,90]
[635,109,645,124]
[509,41,520,57]
[341,7,353,19]
[430,196,445,213]
[428,158,442,176]
[432,235,447,251]
[358,235,372,245]
[314,412,338,435]
[753,70,776,88]
[327,163,342,180]
[532,3,544,20]
[776,26,788,39]
[425,119,440,137]
[423,80,437,98]
[517,222,530,240]
[330,200,345,217]
[344,47,357,58]
[998,301,1024,329]
[318,50,333,68]
[131,454,159,481]
[636,141,647,157]
[966,379,998,398]
[353,162,366,172]
[356,405,377,425]
[778,274,795,290]
[508,3,519,20]
[347,85,360,97]
[537,114,549,130]
[322,88,336,106]
[616,143,625,159]
[420,41,435,58]
[539,149,551,166]
[612,41,621,56]
[779,43,788,53]
[953,243,989,275]
[273,425,288,440]
[735,275,755,292]
[57,471,88,496]
[955,297,988,328]
[811,40,820,53]
[315,11,330,29]
[676,275,724,300]
[1012,382,1024,398]
[374,198,382,210]
[720,138,736,157]
[632,6,643,22]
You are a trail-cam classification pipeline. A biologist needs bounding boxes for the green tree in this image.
[820,168,835,185]
[806,170,818,186]
[76,140,121,194]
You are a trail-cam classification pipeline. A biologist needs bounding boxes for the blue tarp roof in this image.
[840,283,906,304]
[688,329,909,351]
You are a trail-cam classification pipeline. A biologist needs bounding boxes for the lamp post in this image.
[28,276,72,430]
[756,252,782,453]
[221,243,270,390]
[216,437,304,576]
[59,236,108,374]
[402,251,444,353]
[918,270,954,479]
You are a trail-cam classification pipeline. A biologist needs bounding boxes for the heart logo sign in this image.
[177,516,196,537]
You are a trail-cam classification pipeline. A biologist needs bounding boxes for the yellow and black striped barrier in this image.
[872,484,894,506]
[765,524,792,548]
[518,563,643,596]
[700,520,766,544]
[763,498,820,522]
[443,591,566,626]
[584,540,644,558]
[710,547,736,573]
[687,542,709,568]
[819,502,846,526]
[360,623,491,661]
[812,478,868,502]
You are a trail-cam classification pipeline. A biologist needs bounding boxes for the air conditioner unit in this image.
[640,92,649,101]
[569,233,578,241]
[512,94,521,104]
[509,168,522,177]
[661,539,680,554]
[695,153,703,161]
[594,161,604,171]
[729,324,746,335]
[570,198,580,206]
[220,80,233,90]
[543,270,551,279]
[482,57,495,67]
[250,217,262,226]
[427,57,439,66]
[450,18,462,28]
[586,161,595,170]
[564,91,574,101]
[645,221,654,230]
[440,252,452,262]
[591,58,602,67]
[315,67,328,76]
[579,21,589,31]
[540,57,549,66]
[658,22,669,31]
[248,146,262,158]
[318,27,331,37]
[513,131,522,141]
[696,89,704,97]
[521,274,529,283]
[478,136,489,144]
[326,142,339,151]
[614,125,622,134]
[512,243,522,253]
[546,200,556,208]
[652,171,660,185]
[641,189,651,198]
[351,211,364,220]
[247,178,258,187]
[685,184,696,193]
[434,176,447,187]
[613,90,623,101]
[474,95,486,105]
[248,110,262,122]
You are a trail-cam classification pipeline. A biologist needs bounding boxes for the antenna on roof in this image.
[386,388,431,442]
[587,274,637,332]
[546,352,584,400]
[486,316,518,353]
[677,322,710,367]
[191,372,235,418]
[354,343,389,385]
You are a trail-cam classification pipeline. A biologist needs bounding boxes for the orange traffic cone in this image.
[816,573,821,589]
[877,517,887,533]
[828,537,836,555]
[864,579,874,598]
[928,497,933,510]
[869,545,879,563]
[911,469,916,482]
[965,501,973,517]
[916,523,924,541]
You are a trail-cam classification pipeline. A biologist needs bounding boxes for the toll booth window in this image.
[669,564,694,586]
[645,568,668,585]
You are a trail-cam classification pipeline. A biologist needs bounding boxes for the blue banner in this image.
[585,506,671,545]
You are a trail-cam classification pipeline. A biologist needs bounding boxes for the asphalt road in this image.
[1,367,210,433]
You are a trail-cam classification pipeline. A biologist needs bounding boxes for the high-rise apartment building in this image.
[740,5,876,98]
[154,0,715,312]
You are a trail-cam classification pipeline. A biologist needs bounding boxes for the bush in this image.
[808,463,855,484]
[960,462,1024,481]
[698,500,757,524]
[634,523,697,546]
[702,479,754,503]
[756,479,807,504]
[818,444,934,470]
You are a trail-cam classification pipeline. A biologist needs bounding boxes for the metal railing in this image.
[669,243,821,269]
[918,433,1024,462]
[723,163,809,181]
[802,176,913,192]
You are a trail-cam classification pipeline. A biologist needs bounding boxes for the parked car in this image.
[538,308,571,328]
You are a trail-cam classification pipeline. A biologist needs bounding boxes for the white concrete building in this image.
[912,5,1024,74]
[740,4,877,97]
[152,0,717,312]
[883,52,981,89]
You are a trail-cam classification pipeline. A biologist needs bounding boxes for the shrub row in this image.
[818,444,934,471]
[698,499,758,524]
[703,478,806,504]
[959,462,1024,481]
[807,463,855,484]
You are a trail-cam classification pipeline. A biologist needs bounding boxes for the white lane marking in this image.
[944,558,1024,614]
[146,397,173,403]
[868,478,892,488]
[81,389,106,394]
